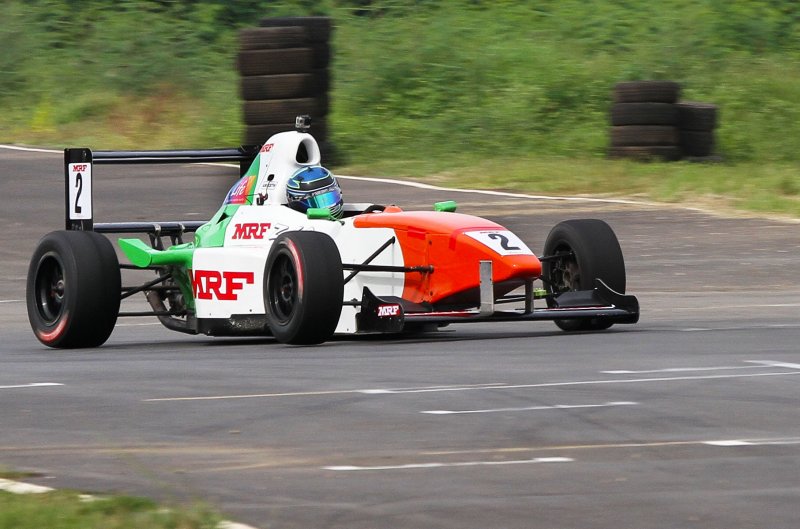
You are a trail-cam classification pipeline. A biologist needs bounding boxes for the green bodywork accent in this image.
[119,239,195,268]
[533,288,548,299]
[116,205,243,313]
[118,239,196,311]
[194,204,239,248]
[306,207,336,220]
[434,200,457,212]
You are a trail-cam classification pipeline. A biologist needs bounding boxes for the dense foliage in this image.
[3,0,800,165]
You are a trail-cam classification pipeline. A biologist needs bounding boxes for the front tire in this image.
[264,231,343,344]
[542,220,626,332]
[26,230,121,348]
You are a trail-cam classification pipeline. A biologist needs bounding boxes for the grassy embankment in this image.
[2,1,800,216]
[0,488,220,529]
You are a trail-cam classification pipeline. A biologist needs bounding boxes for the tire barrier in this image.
[238,17,332,155]
[609,81,718,162]
[676,101,718,158]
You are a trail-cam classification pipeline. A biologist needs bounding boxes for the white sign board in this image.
[67,162,92,221]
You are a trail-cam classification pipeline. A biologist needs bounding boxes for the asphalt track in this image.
[1,146,799,529]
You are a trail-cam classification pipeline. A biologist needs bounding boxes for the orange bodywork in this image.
[354,210,542,305]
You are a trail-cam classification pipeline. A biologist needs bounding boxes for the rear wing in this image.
[64,146,260,231]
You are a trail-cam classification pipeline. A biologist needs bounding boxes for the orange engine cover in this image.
[354,210,542,305]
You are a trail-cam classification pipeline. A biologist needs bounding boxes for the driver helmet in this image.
[286,166,344,219]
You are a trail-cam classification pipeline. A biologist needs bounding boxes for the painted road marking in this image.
[603,366,758,374]
[351,371,800,395]
[0,145,648,209]
[748,360,800,370]
[0,383,63,390]
[0,478,53,494]
[145,383,507,402]
[324,457,573,472]
[423,437,800,457]
[0,144,60,154]
[603,362,800,375]
[8,144,800,226]
[146,369,800,402]
[422,401,637,415]
[601,360,800,375]
[0,300,22,303]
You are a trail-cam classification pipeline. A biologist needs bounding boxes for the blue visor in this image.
[305,188,342,209]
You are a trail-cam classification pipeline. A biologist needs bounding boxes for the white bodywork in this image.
[191,131,405,334]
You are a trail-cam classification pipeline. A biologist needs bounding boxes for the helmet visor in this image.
[304,187,343,210]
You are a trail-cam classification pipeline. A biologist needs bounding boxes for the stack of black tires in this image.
[676,101,718,160]
[609,81,682,161]
[609,81,718,161]
[238,17,332,149]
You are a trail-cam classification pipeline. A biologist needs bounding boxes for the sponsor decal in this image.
[377,304,401,317]
[231,222,271,240]
[191,270,254,300]
[260,143,274,153]
[71,164,88,172]
[224,175,257,205]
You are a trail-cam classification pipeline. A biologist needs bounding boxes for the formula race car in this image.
[26,117,639,348]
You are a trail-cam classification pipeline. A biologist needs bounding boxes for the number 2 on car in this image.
[68,163,92,220]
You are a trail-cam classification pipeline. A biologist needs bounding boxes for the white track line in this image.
[0,478,53,494]
[600,362,792,374]
[322,437,800,472]
[425,436,800,457]
[422,401,637,415]
[0,144,60,154]
[0,383,63,390]
[337,174,654,206]
[146,369,800,402]
[6,144,800,222]
[324,457,573,472]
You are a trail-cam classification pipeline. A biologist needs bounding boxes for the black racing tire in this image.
[610,125,678,147]
[610,102,678,126]
[542,220,626,332]
[264,231,344,344]
[612,81,681,104]
[608,145,682,162]
[239,27,312,50]
[237,48,315,76]
[259,16,332,43]
[679,130,715,157]
[26,230,121,348]
[243,97,329,126]
[240,71,329,101]
[676,101,718,131]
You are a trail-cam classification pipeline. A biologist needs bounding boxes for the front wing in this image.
[357,260,639,333]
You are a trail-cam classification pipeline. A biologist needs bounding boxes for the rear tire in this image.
[26,230,121,348]
[264,231,343,344]
[542,220,626,332]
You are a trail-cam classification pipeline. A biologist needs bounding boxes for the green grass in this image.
[0,489,222,529]
[2,0,800,218]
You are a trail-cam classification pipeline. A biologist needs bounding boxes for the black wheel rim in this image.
[548,245,581,293]
[35,253,65,324]
[268,253,297,323]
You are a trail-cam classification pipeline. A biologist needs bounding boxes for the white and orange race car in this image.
[27,117,639,348]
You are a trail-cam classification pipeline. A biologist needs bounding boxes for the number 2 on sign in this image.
[74,173,82,214]
[68,163,92,220]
